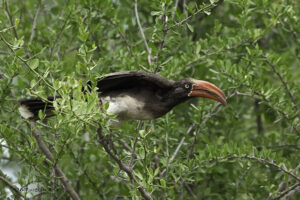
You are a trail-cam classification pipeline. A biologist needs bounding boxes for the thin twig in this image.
[165,126,169,157]
[160,137,185,176]
[215,67,300,136]
[30,125,80,200]
[186,40,249,67]
[236,165,252,192]
[0,33,57,91]
[134,0,152,67]
[4,0,18,39]
[130,121,143,167]
[87,26,101,53]
[168,1,220,30]
[199,155,300,182]
[0,175,27,199]
[154,3,168,73]
[97,128,153,200]
[118,29,136,60]
[181,178,197,198]
[49,8,72,59]
[269,164,300,199]
[187,92,235,159]
[272,182,300,200]
[112,134,142,162]
[53,131,72,166]
[169,137,185,164]
[108,19,136,61]
[0,50,9,55]
[254,99,264,139]
[262,53,298,110]
[51,167,56,200]
[68,146,105,199]
[29,4,41,44]
[172,0,179,19]
[195,0,224,22]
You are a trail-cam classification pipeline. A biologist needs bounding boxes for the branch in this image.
[0,175,27,199]
[51,168,55,200]
[160,137,185,176]
[29,4,41,44]
[130,121,143,167]
[201,92,237,126]
[181,177,197,198]
[169,137,185,164]
[49,9,72,59]
[269,164,300,199]
[0,50,9,55]
[118,30,136,59]
[97,128,153,200]
[199,155,300,182]
[154,3,168,73]
[195,0,224,22]
[186,40,249,67]
[262,53,298,110]
[171,0,179,19]
[68,146,104,199]
[168,0,221,30]
[108,19,137,61]
[254,99,264,136]
[213,68,300,136]
[272,183,300,200]
[4,0,18,39]
[0,33,56,91]
[134,0,152,67]
[187,92,237,158]
[30,125,80,200]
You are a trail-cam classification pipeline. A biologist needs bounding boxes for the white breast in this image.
[102,95,154,121]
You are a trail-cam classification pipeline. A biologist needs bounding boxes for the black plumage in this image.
[19,71,226,124]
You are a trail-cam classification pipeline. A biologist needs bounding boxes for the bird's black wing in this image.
[95,71,174,93]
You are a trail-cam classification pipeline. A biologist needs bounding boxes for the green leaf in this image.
[186,23,194,32]
[87,96,96,113]
[151,11,161,16]
[209,69,219,74]
[135,171,144,181]
[30,79,37,88]
[160,179,166,187]
[29,58,39,70]
[15,48,24,56]
[38,110,45,120]
[199,134,210,144]
[15,18,20,26]
[154,167,160,177]
[204,10,211,15]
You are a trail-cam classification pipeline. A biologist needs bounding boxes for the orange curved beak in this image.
[188,80,227,106]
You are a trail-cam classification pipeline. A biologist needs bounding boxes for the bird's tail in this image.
[18,97,56,120]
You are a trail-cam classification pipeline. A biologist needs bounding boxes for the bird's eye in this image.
[185,84,190,89]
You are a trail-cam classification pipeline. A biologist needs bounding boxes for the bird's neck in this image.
[162,89,189,110]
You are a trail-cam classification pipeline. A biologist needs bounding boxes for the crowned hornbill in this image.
[19,71,226,125]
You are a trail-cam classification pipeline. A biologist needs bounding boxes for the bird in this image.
[18,71,226,125]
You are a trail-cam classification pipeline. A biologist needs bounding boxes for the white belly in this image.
[102,95,154,121]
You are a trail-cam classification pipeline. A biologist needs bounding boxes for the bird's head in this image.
[172,78,227,106]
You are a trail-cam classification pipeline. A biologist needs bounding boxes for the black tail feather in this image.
[18,97,56,120]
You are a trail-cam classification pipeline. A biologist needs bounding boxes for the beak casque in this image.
[188,80,227,106]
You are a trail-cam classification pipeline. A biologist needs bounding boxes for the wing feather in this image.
[96,71,174,92]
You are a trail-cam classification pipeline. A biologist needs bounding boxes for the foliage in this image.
[0,0,300,199]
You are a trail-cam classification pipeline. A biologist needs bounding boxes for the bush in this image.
[0,0,299,199]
